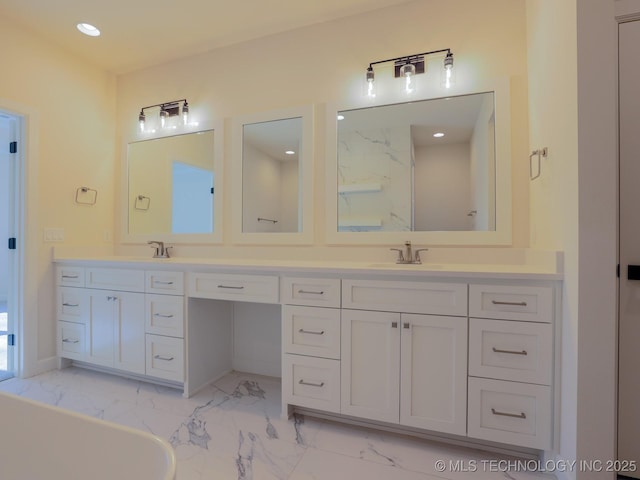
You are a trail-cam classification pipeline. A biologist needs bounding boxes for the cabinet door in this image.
[113,291,146,375]
[341,309,400,423]
[87,291,115,368]
[400,314,467,435]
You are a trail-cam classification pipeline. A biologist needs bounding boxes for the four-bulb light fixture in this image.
[366,48,454,98]
[138,99,190,132]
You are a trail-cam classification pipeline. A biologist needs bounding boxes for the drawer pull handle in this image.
[492,347,528,356]
[62,274,79,279]
[298,328,324,335]
[392,322,398,329]
[217,285,245,290]
[298,289,324,295]
[154,281,174,285]
[403,322,410,329]
[298,379,324,387]
[154,313,175,318]
[62,303,79,307]
[492,300,527,307]
[154,355,175,361]
[62,338,80,344]
[107,296,119,301]
[491,408,527,419]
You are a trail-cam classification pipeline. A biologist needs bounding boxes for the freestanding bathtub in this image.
[0,391,176,480]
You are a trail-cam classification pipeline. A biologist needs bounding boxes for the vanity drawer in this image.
[56,266,85,287]
[469,318,552,385]
[146,271,184,295]
[342,279,467,316]
[468,377,552,450]
[86,268,145,293]
[281,277,341,308]
[283,305,340,359]
[58,321,86,360]
[469,284,553,323]
[283,354,340,413]
[57,287,87,323]
[145,334,184,383]
[146,294,184,338]
[189,272,279,304]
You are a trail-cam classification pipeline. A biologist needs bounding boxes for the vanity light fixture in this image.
[137,98,190,132]
[366,48,454,98]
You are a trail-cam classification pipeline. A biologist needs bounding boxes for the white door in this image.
[400,314,467,435]
[619,19,640,475]
[113,291,145,374]
[341,309,400,423]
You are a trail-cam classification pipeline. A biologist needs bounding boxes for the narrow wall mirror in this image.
[326,80,511,245]
[232,105,314,244]
[122,127,223,244]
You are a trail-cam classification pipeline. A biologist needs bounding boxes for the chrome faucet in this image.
[390,241,428,264]
[148,241,171,258]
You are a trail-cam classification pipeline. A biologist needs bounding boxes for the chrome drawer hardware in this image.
[298,379,324,387]
[107,296,119,301]
[154,354,174,361]
[391,322,398,328]
[491,408,526,419]
[154,281,174,285]
[403,322,410,329]
[62,338,80,344]
[217,285,245,290]
[491,300,527,307]
[61,274,79,279]
[492,347,528,356]
[154,313,175,318]
[298,328,324,335]
[62,303,79,307]
[298,289,324,295]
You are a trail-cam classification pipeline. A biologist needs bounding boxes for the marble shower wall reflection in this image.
[338,126,413,232]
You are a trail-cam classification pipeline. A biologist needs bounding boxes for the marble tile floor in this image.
[0,367,556,480]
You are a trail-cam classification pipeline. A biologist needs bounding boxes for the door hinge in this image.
[8,237,16,250]
[9,141,17,154]
[211,187,214,194]
[7,334,15,346]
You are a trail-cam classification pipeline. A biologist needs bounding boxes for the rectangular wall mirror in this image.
[232,105,314,244]
[326,80,511,246]
[122,127,223,244]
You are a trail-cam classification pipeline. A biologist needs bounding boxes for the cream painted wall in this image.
[115,0,530,256]
[527,1,617,478]
[0,16,116,376]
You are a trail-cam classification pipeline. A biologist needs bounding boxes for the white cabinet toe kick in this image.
[56,261,561,456]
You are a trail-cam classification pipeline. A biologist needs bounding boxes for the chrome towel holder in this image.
[529,147,548,180]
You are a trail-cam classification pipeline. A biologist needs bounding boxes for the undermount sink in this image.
[367,262,445,269]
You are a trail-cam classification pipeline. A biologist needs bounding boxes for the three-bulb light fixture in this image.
[365,48,454,98]
[138,99,190,132]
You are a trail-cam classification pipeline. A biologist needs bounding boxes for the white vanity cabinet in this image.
[467,284,554,450]
[341,279,468,436]
[56,266,185,384]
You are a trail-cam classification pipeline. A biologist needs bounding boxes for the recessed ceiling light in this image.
[337,115,345,121]
[433,132,445,138]
[285,150,295,155]
[77,23,100,37]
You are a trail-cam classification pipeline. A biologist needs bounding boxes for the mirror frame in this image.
[120,120,224,244]
[325,78,512,246]
[231,105,314,245]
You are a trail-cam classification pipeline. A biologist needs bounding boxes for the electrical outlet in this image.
[43,228,64,242]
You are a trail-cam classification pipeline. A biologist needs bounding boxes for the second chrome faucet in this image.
[390,241,428,264]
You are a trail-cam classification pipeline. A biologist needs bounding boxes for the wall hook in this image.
[529,147,548,180]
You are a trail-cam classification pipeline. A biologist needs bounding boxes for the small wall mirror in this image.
[232,105,314,244]
[123,128,223,244]
[326,80,511,245]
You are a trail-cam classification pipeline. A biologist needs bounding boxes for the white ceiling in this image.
[0,0,414,74]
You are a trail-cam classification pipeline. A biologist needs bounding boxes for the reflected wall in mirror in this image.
[128,130,215,236]
[242,117,301,233]
[232,105,314,244]
[337,92,496,233]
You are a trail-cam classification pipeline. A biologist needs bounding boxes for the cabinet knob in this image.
[391,322,398,328]
[403,322,410,329]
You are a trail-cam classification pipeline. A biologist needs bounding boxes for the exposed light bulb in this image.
[400,63,416,94]
[444,52,454,89]
[159,109,168,128]
[182,101,189,125]
[138,110,145,132]
[366,67,376,98]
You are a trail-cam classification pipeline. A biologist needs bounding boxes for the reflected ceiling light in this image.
[365,48,454,97]
[337,114,345,121]
[433,132,445,138]
[77,23,100,37]
[137,99,189,132]
[285,150,295,155]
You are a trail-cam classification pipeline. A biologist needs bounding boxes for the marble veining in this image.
[0,368,556,480]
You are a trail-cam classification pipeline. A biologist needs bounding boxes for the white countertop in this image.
[53,254,563,280]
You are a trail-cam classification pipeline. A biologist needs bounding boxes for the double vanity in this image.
[54,254,561,456]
